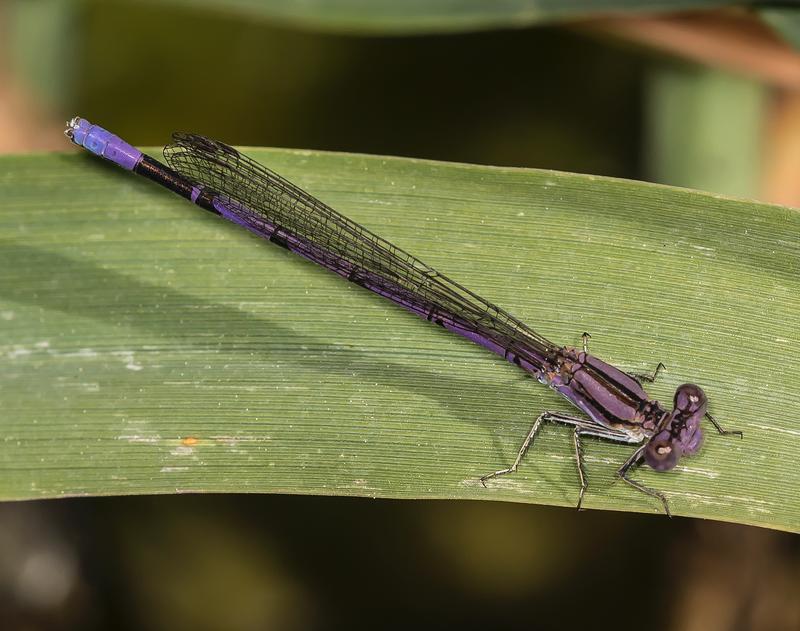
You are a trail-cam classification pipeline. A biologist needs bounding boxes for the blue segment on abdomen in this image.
[69,118,142,171]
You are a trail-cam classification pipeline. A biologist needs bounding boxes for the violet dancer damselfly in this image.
[65,117,742,515]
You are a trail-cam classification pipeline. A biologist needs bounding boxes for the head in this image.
[643,384,707,471]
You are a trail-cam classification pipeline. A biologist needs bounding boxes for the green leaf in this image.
[760,8,800,50]
[1,149,797,532]
[149,0,739,34]
[645,64,766,197]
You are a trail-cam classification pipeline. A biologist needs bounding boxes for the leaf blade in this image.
[151,0,741,34]
[1,149,797,532]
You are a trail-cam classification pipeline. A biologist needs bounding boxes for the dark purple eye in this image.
[680,425,704,455]
[673,384,707,417]
[644,430,682,471]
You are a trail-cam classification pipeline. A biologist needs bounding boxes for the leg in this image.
[572,424,637,510]
[705,413,743,438]
[580,332,665,384]
[481,412,548,486]
[629,362,666,384]
[482,412,634,513]
[573,427,588,510]
[616,446,672,517]
[481,411,597,485]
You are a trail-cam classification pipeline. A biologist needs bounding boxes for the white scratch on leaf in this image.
[749,423,800,437]
[111,351,143,371]
[669,492,728,507]
[676,466,719,479]
[118,434,161,444]
[6,344,146,371]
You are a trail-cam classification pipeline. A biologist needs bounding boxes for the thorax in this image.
[539,347,667,439]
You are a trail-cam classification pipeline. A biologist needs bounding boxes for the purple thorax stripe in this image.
[583,354,648,400]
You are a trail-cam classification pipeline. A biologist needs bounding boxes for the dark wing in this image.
[164,133,558,359]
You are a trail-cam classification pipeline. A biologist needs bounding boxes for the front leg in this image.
[705,412,743,438]
[616,445,672,516]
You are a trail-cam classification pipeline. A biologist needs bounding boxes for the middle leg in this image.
[580,331,665,385]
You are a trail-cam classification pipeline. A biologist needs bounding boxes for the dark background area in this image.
[72,4,644,176]
[3,495,798,630]
[1,2,798,629]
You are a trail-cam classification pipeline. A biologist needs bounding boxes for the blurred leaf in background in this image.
[9,1,800,200]
[114,0,751,34]
[646,62,766,197]
[45,1,647,174]
[761,7,800,49]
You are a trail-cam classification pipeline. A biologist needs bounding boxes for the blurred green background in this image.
[1,1,799,630]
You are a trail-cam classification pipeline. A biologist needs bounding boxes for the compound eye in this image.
[673,383,707,417]
[644,430,682,471]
